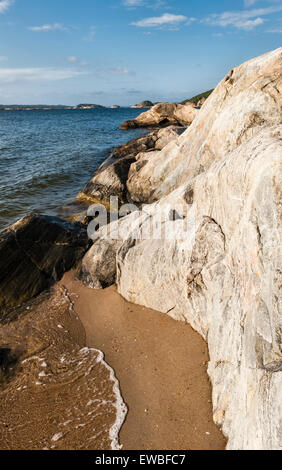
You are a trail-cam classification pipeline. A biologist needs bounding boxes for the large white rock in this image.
[117,126,282,449]
[127,48,282,203]
[81,48,282,449]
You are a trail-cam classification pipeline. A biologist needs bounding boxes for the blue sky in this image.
[0,0,281,105]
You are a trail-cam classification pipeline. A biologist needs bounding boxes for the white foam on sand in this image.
[80,347,128,451]
[62,287,127,450]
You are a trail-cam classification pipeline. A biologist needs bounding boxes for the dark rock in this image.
[77,131,160,205]
[111,132,158,160]
[79,239,120,289]
[77,127,183,206]
[0,347,18,383]
[0,214,89,316]
[120,120,139,130]
[0,348,14,369]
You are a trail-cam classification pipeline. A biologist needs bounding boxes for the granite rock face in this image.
[120,102,199,129]
[117,126,282,450]
[0,214,89,316]
[80,48,282,449]
[124,48,282,204]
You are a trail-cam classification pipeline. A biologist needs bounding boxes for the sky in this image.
[0,0,281,105]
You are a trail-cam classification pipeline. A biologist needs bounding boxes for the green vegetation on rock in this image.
[181,89,214,105]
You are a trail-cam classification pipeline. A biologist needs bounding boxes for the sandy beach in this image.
[60,271,226,450]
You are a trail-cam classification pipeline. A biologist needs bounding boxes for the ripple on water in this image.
[0,108,147,230]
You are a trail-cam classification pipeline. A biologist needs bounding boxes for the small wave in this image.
[0,108,148,230]
[0,286,127,450]
[86,348,127,450]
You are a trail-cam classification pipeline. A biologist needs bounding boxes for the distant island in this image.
[75,104,105,109]
[131,100,154,109]
[0,104,73,111]
[0,91,215,111]
[0,104,106,111]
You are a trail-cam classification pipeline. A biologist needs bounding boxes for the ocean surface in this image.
[0,108,146,231]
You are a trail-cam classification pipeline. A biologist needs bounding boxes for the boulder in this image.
[79,210,143,289]
[0,214,89,316]
[79,48,282,449]
[77,126,184,205]
[120,102,199,129]
[79,238,121,289]
[77,154,137,205]
[196,97,206,107]
[174,102,201,125]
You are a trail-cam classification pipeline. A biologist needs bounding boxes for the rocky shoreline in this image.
[77,126,185,207]
[0,47,281,450]
[120,101,199,129]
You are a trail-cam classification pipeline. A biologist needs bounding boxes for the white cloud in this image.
[123,0,167,8]
[83,25,96,41]
[68,56,88,67]
[0,0,13,14]
[132,13,189,28]
[267,26,282,32]
[68,56,78,63]
[0,56,7,61]
[0,68,88,83]
[28,23,68,32]
[109,66,135,75]
[244,0,282,6]
[244,0,257,6]
[203,5,282,30]
[123,0,144,6]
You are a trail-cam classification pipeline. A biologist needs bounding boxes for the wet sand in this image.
[61,271,226,450]
[0,286,126,450]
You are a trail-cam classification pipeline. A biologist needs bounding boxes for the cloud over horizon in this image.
[28,23,68,32]
[123,0,168,9]
[203,5,282,30]
[0,67,88,83]
[123,0,144,6]
[68,56,89,67]
[109,66,135,76]
[130,4,282,32]
[0,0,281,106]
[132,13,190,28]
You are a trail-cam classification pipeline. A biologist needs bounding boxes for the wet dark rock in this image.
[0,214,89,316]
[0,348,18,384]
[79,238,120,289]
